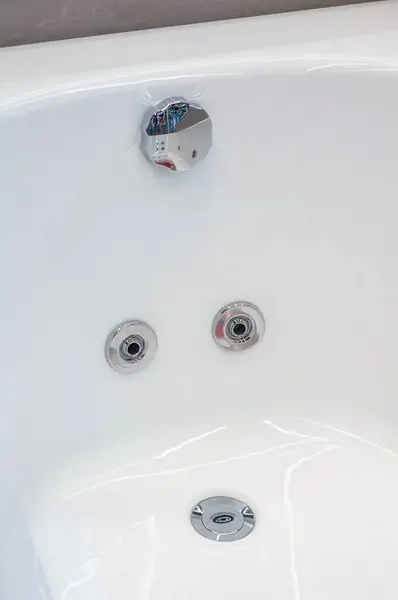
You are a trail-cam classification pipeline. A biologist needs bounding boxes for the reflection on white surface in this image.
[79,515,154,558]
[263,419,330,442]
[61,558,98,600]
[62,440,320,501]
[263,419,342,600]
[153,425,227,459]
[298,418,398,460]
[91,425,227,480]
[284,444,340,600]
[60,514,157,600]
[306,61,398,73]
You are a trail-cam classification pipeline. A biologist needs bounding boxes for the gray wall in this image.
[0,0,372,48]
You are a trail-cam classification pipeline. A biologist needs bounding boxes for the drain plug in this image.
[191,496,255,542]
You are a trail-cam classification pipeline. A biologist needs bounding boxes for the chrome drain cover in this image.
[191,496,255,542]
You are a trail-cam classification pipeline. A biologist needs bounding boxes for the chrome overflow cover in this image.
[191,497,256,542]
[141,97,212,172]
[212,301,265,352]
[105,320,157,374]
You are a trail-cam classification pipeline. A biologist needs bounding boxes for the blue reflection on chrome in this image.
[146,102,190,136]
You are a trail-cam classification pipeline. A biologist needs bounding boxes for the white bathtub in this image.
[1,2,398,598]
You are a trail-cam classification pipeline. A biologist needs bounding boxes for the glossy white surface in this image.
[1,2,398,598]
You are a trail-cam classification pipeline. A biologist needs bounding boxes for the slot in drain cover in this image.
[191,496,255,542]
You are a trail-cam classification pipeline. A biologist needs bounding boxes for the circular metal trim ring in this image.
[211,301,265,352]
[105,320,157,374]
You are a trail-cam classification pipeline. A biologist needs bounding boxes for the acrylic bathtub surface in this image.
[1,2,398,599]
